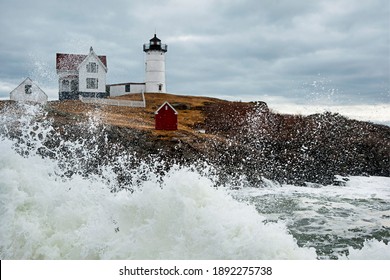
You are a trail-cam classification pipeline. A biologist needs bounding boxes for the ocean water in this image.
[230,176,390,259]
[0,103,389,259]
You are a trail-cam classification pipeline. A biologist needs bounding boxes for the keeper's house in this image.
[56,47,108,100]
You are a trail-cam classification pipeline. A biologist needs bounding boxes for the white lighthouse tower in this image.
[143,34,168,93]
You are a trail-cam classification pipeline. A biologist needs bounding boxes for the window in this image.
[71,80,78,92]
[25,85,32,94]
[158,84,163,91]
[62,80,70,91]
[86,78,98,89]
[125,84,130,92]
[87,62,98,73]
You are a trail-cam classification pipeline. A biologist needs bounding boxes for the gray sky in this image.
[0,0,389,123]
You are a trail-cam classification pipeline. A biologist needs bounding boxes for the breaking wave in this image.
[0,136,316,259]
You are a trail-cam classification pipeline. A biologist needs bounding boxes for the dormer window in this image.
[87,62,98,73]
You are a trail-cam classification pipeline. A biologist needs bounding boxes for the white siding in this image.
[145,51,166,93]
[78,54,107,93]
[10,78,48,104]
[109,84,145,97]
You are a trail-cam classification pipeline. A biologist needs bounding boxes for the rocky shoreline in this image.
[1,96,389,187]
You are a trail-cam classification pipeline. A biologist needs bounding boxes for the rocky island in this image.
[1,93,389,187]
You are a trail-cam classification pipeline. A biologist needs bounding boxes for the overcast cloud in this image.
[0,0,389,123]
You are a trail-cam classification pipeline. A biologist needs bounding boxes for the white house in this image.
[107,33,168,96]
[56,47,108,100]
[10,77,48,104]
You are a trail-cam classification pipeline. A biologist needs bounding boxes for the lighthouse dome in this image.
[143,34,167,52]
[150,34,161,45]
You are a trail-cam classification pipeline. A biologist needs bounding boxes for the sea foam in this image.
[0,137,316,259]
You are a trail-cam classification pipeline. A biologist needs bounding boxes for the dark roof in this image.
[150,34,161,43]
[56,53,107,71]
[144,33,167,52]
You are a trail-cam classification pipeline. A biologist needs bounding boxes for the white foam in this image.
[0,138,316,259]
[345,240,390,260]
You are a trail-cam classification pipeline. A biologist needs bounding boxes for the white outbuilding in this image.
[10,77,48,104]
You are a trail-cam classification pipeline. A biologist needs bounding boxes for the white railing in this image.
[79,92,146,108]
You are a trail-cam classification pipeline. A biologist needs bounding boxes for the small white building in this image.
[10,77,48,104]
[109,82,145,97]
[56,47,108,100]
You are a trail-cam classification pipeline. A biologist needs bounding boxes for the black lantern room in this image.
[143,34,168,52]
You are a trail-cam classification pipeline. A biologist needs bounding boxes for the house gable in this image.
[78,47,108,73]
[155,101,178,130]
[77,48,107,94]
[10,77,48,104]
[155,101,178,115]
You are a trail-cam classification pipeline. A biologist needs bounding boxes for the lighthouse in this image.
[143,34,168,93]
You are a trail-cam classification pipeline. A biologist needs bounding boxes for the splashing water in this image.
[0,103,389,259]
[0,136,316,259]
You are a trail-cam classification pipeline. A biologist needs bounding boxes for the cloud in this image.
[0,81,15,98]
[0,0,388,119]
[272,103,390,126]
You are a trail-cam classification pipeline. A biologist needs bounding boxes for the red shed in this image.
[155,101,178,130]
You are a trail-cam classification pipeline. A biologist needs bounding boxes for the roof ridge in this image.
[56,52,107,70]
